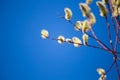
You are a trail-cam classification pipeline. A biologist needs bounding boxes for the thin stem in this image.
[107,1,120,51]
[107,2,119,38]
[105,16,114,50]
[113,24,119,49]
[57,14,112,52]
[57,13,76,26]
[114,17,119,52]
[105,59,116,74]
[90,28,111,53]
[87,44,113,54]
[115,59,120,80]
[86,33,110,50]
[113,17,119,51]
[47,36,115,54]
[50,36,120,55]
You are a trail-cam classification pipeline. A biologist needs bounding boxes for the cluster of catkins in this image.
[41,0,120,80]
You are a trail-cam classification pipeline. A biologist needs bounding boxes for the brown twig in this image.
[105,59,116,74]
[105,16,114,50]
[90,28,112,53]
[108,0,120,52]
[115,59,120,80]
[57,13,112,53]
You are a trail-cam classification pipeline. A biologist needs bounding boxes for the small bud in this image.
[72,37,82,47]
[65,38,72,44]
[96,1,108,17]
[74,21,83,31]
[41,29,49,39]
[110,40,112,44]
[97,68,105,75]
[82,34,89,45]
[57,35,65,44]
[88,12,96,25]
[64,8,72,20]
[79,3,91,17]
[82,20,91,33]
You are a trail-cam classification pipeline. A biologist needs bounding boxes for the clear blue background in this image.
[0,0,119,80]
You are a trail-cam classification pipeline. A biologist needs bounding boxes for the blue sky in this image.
[0,0,119,80]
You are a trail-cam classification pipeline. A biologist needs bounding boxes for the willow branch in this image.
[87,44,112,54]
[46,35,114,54]
[107,2,119,37]
[90,28,111,53]
[115,60,120,80]
[114,25,119,51]
[107,1,120,51]
[105,16,114,50]
[105,59,116,74]
[57,14,112,53]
